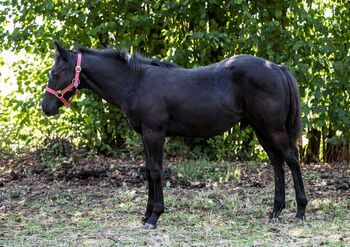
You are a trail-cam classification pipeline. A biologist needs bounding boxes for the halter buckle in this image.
[56,90,63,98]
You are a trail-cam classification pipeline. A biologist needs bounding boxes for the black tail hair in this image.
[280,66,302,143]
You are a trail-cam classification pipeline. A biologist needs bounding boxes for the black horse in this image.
[42,42,307,229]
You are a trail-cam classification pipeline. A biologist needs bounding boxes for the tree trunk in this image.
[304,128,321,163]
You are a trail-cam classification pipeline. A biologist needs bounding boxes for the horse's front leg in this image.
[140,137,154,224]
[140,167,154,224]
[141,127,165,229]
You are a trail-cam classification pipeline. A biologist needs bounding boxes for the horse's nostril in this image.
[43,108,59,116]
[42,100,59,117]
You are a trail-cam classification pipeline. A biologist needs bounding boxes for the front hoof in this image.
[142,223,156,230]
[268,217,279,223]
[268,212,280,223]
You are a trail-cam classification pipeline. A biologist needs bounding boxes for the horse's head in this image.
[42,42,81,116]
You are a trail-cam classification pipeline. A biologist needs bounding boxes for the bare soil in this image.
[1,151,349,201]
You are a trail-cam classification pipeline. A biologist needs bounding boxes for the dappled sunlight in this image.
[0,51,37,97]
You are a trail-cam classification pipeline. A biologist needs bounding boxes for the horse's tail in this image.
[280,66,302,144]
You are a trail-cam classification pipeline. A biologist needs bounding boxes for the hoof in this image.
[268,217,279,223]
[142,223,156,230]
[141,217,148,225]
[295,211,306,221]
[295,215,306,222]
[268,212,280,223]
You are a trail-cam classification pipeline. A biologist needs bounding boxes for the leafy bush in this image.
[0,1,349,161]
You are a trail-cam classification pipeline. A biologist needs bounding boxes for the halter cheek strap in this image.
[45,53,82,108]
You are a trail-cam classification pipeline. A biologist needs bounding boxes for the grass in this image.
[171,159,243,183]
[1,160,350,246]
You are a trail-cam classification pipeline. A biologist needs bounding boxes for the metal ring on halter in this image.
[75,65,82,72]
[72,78,80,85]
[56,90,63,98]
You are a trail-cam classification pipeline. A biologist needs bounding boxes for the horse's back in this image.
[132,54,294,137]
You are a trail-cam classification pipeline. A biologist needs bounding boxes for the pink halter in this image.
[46,53,82,108]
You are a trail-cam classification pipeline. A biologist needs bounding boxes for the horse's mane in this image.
[76,46,181,71]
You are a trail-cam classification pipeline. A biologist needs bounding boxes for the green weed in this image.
[171,159,242,183]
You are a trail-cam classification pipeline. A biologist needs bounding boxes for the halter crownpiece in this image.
[45,53,82,108]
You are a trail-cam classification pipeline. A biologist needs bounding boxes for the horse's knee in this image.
[149,169,162,182]
[140,167,151,180]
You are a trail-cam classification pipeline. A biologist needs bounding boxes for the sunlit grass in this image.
[1,181,349,246]
[170,159,243,183]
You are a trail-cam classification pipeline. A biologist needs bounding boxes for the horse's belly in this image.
[165,111,240,137]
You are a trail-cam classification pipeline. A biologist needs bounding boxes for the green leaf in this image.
[275,9,282,18]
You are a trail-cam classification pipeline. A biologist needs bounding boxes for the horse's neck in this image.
[80,55,137,108]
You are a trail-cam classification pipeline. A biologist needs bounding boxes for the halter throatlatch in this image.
[45,53,82,108]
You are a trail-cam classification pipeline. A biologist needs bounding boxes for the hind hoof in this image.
[295,215,306,222]
[142,223,156,230]
[295,211,306,221]
[141,217,148,225]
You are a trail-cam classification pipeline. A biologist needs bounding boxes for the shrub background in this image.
[0,0,349,162]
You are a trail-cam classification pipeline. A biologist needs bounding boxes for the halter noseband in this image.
[46,53,82,108]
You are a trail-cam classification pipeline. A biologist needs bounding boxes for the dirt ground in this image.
[1,151,349,199]
[0,152,349,246]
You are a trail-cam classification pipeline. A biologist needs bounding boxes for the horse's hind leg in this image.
[284,144,308,220]
[254,130,286,220]
[254,128,307,220]
[269,156,286,220]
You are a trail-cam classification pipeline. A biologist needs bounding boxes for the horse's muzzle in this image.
[42,96,60,116]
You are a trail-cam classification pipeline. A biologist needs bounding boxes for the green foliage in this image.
[0,0,349,160]
[207,125,268,161]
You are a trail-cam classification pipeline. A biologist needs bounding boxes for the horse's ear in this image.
[54,41,69,61]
